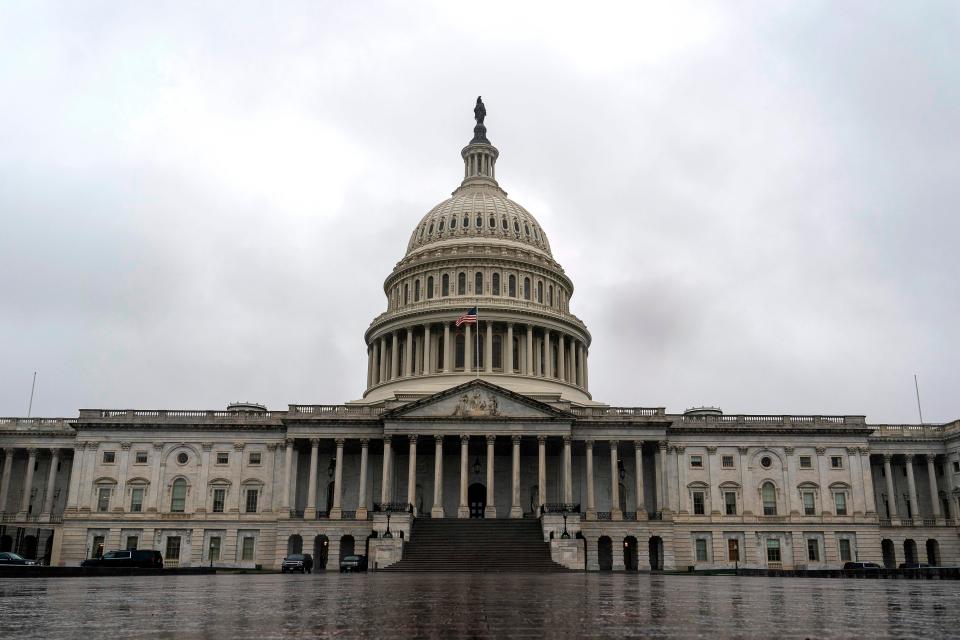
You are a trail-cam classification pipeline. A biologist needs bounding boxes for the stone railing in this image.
[0,417,75,430]
[569,407,666,418]
[288,405,386,417]
[78,409,279,421]
[871,424,945,438]
[679,414,866,427]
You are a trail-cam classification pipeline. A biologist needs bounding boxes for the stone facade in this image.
[1,102,957,572]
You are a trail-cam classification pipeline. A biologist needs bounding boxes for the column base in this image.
[636,509,647,521]
[329,508,342,520]
[585,509,597,521]
[484,505,497,519]
[458,506,470,518]
[431,506,445,518]
[510,506,523,518]
[304,508,317,519]
[612,509,623,521]
[355,507,368,521]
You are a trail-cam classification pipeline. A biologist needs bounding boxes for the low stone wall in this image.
[0,566,216,578]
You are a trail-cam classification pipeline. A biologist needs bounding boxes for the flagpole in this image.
[475,306,480,379]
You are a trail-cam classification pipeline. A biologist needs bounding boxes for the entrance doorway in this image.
[598,536,613,571]
[881,539,896,568]
[287,534,303,556]
[904,539,917,564]
[926,539,940,566]
[314,535,329,569]
[623,536,638,571]
[728,538,740,563]
[649,536,664,571]
[468,483,486,518]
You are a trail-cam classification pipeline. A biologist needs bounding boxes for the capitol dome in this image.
[360,98,594,405]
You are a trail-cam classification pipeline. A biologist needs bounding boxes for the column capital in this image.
[335,438,345,448]
[585,439,594,449]
[201,442,213,451]
[674,445,684,454]
[152,442,164,452]
[434,434,444,444]
[562,435,572,445]
[267,443,279,452]
[924,453,937,463]
[882,453,894,463]
[120,442,132,451]
[408,434,418,444]
[633,440,643,451]
[49,447,62,458]
[846,447,859,456]
[658,441,668,451]
[707,446,717,454]
[904,453,915,462]
[783,446,794,455]
[360,438,370,447]
[309,438,320,447]
[537,435,547,445]
[486,434,496,445]
[815,447,826,455]
[383,435,392,445]
[609,439,619,448]
[284,438,295,447]
[460,434,470,445]
[859,447,871,457]
[512,435,521,446]
[234,442,246,452]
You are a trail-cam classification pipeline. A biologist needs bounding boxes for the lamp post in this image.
[561,513,570,539]
[383,513,393,539]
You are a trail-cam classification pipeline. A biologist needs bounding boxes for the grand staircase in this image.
[383,518,570,572]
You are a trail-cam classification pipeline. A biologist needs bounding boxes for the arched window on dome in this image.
[418,226,425,241]
[537,281,543,303]
[533,227,540,241]
[513,219,520,234]
[523,277,531,300]
[427,276,434,299]
[414,279,421,302]
[474,213,481,228]
[457,273,466,296]
[508,274,516,297]
[501,217,508,231]
[403,284,409,306]
[492,273,500,296]
[548,285,553,307]
[455,334,465,370]
[438,218,445,232]
[428,222,434,235]
[463,214,469,229]
[492,334,502,370]
[442,274,450,297]
[450,216,457,230]
[488,215,495,229]
[475,272,483,295]
[524,223,530,237]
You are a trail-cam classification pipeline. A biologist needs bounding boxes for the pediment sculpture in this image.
[452,390,500,417]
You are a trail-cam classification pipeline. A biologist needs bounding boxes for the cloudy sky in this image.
[1,2,957,422]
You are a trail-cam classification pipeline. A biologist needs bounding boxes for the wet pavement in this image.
[1,572,958,639]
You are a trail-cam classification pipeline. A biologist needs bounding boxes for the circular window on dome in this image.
[475,213,482,228]
[760,456,772,469]
[177,452,189,465]
[450,216,457,230]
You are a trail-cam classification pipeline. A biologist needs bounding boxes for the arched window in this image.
[171,478,187,513]
[455,334,465,369]
[488,215,495,228]
[475,272,483,295]
[501,217,508,230]
[523,278,531,300]
[492,335,502,369]
[548,285,553,307]
[450,216,457,230]
[403,284,408,305]
[492,273,500,296]
[509,274,516,297]
[442,274,449,297]
[462,214,469,228]
[438,218,445,232]
[414,279,421,302]
[427,276,434,299]
[457,272,466,296]
[537,281,543,303]
[761,482,777,516]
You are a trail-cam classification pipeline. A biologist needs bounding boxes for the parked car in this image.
[899,562,931,569]
[339,555,367,573]
[0,552,37,566]
[81,550,163,568]
[281,553,314,574]
[843,562,882,570]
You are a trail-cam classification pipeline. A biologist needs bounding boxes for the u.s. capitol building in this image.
[2,100,958,572]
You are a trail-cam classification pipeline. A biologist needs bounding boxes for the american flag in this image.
[455,307,478,327]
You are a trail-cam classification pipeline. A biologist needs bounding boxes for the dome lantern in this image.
[458,96,501,192]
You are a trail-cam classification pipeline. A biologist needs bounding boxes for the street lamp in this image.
[383,513,393,539]
[561,513,570,539]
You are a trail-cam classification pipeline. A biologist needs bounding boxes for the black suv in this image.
[81,550,164,568]
[843,562,882,570]
[281,553,314,573]
[339,555,368,573]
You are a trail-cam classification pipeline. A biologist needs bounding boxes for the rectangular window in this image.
[802,491,816,516]
[102,451,116,464]
[125,536,139,551]
[766,539,781,563]
[807,538,819,562]
[690,455,703,468]
[721,455,734,469]
[724,491,737,515]
[248,452,262,465]
[727,538,740,562]
[216,452,229,465]
[839,538,852,562]
[831,456,843,469]
[241,537,255,561]
[97,487,111,512]
[799,456,812,469]
[135,451,148,464]
[692,491,705,515]
[212,488,226,513]
[130,487,144,513]
[91,535,105,559]
[209,536,222,562]
[834,492,847,515]
[165,536,181,560]
[695,538,708,562]
[245,489,258,513]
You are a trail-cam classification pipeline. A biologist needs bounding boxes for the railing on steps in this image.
[540,503,581,514]
[373,502,413,513]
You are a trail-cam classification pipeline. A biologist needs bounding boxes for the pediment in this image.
[384,380,570,421]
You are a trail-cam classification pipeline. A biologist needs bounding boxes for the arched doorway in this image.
[623,536,638,571]
[20,535,37,560]
[43,535,54,566]
[314,535,329,569]
[287,534,303,556]
[649,536,664,571]
[468,483,486,518]
[904,539,917,564]
[598,536,613,571]
[341,535,355,558]
[881,539,896,568]
[0,535,12,552]
[926,539,940,566]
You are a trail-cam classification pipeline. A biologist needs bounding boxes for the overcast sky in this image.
[1,2,957,423]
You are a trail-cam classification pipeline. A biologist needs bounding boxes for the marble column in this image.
[485,435,496,518]
[526,326,534,375]
[485,321,493,374]
[380,336,388,382]
[443,323,451,373]
[330,439,345,519]
[926,454,942,520]
[610,441,622,520]
[544,329,552,378]
[404,328,413,377]
[356,439,370,520]
[282,439,294,511]
[458,435,469,518]
[381,436,393,504]
[432,435,445,518]
[883,454,898,520]
[905,454,919,520]
[367,346,374,388]
[860,449,877,517]
[537,436,546,512]
[465,323,473,373]
[510,436,522,518]
[659,441,671,517]
[572,341,580,386]
[423,324,432,374]
[585,440,596,519]
[784,447,798,515]
[634,441,646,519]
[114,443,131,513]
[406,435,418,514]
[40,449,60,517]
[557,334,566,382]
[304,439,320,518]
[147,443,163,513]
[563,436,573,504]
[0,448,15,513]
[18,448,37,516]
[506,323,514,373]
[390,331,400,379]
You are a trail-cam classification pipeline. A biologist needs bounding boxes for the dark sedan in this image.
[281,554,314,573]
[339,555,367,573]
[81,550,163,568]
[0,552,36,566]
